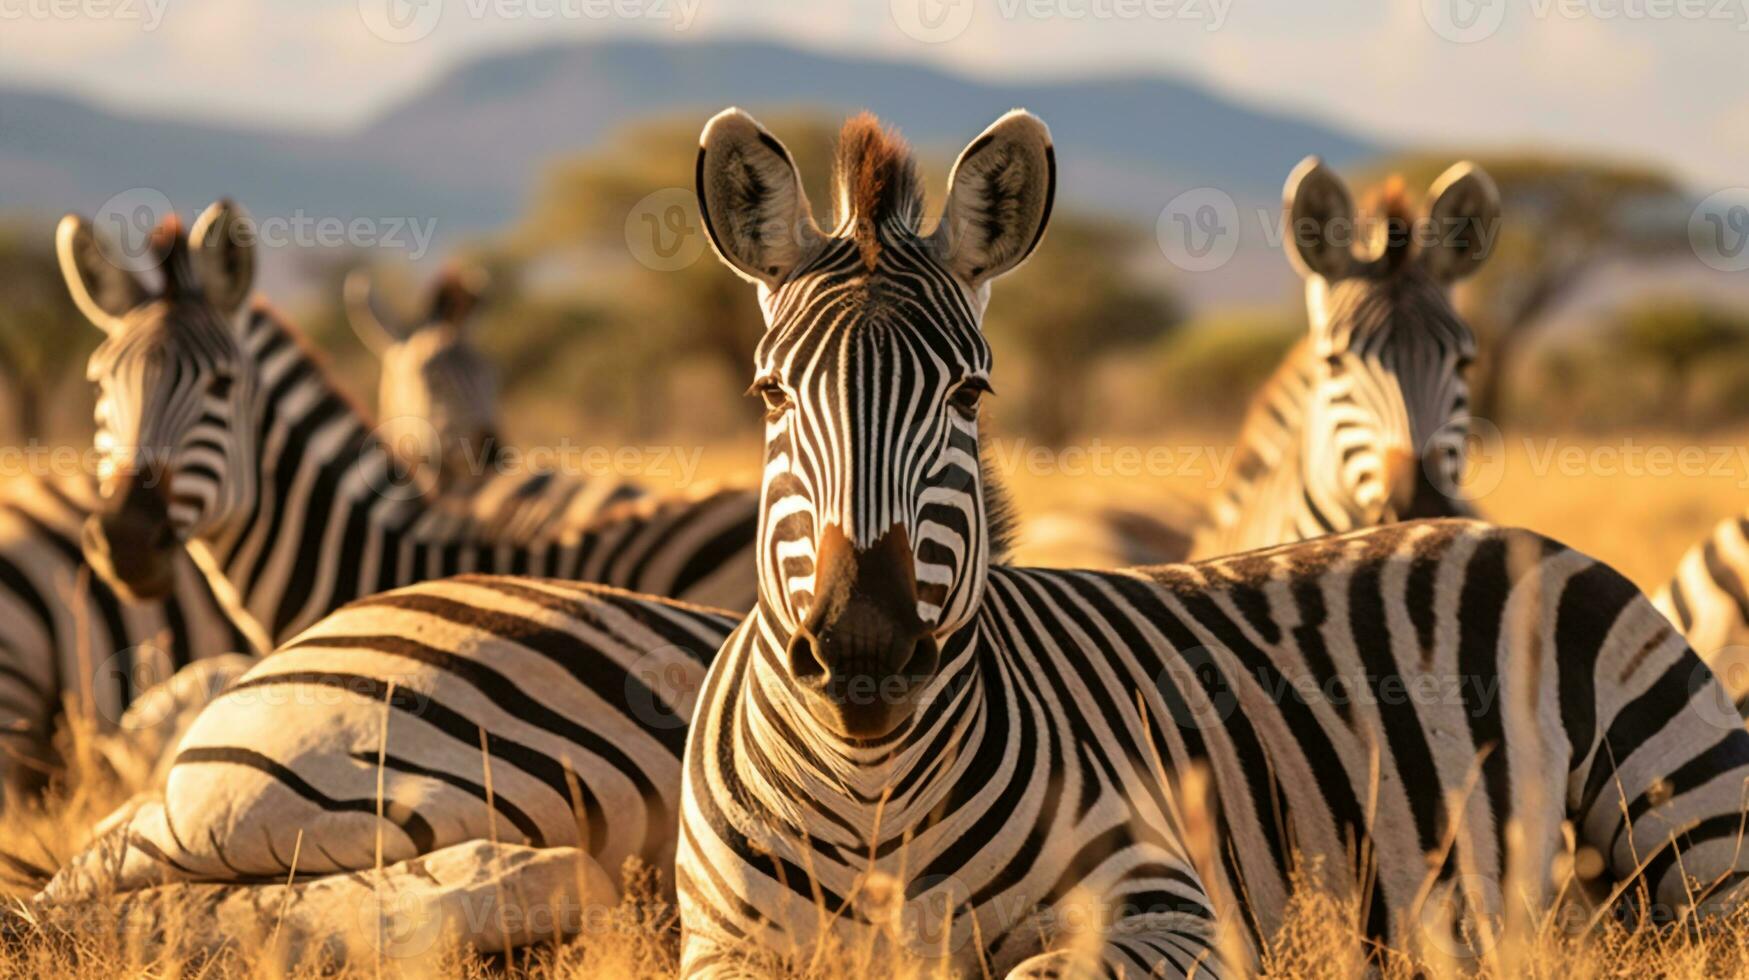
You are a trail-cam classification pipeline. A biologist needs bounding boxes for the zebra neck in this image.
[730,608,989,835]
[202,310,430,643]
[1197,345,1370,552]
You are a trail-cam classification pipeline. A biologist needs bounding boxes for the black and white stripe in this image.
[675,111,1749,977]
[1192,159,1494,559]
[1019,160,1495,571]
[1654,516,1749,711]
[0,473,251,790]
[60,202,760,649]
[41,574,738,897]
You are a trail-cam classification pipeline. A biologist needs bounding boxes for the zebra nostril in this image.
[899,635,939,680]
[786,629,828,681]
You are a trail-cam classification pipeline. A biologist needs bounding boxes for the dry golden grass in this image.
[1,428,1746,977]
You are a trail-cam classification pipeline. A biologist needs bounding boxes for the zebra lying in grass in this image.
[0,206,758,798]
[0,471,251,793]
[1020,157,1496,569]
[675,108,1749,976]
[41,111,1749,978]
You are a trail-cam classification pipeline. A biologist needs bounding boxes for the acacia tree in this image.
[982,215,1183,445]
[1369,154,1686,423]
[507,114,840,391]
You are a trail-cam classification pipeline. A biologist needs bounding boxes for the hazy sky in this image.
[1,0,1744,188]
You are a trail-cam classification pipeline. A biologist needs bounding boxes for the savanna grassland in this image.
[0,428,1745,979]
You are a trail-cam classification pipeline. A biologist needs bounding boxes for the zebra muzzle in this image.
[785,524,937,739]
[83,470,179,601]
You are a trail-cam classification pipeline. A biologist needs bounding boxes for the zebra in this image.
[671,108,1749,976]
[1654,519,1749,711]
[0,470,252,793]
[1021,159,1497,570]
[0,236,527,794]
[1188,158,1496,560]
[39,573,740,901]
[59,200,760,649]
[345,263,514,496]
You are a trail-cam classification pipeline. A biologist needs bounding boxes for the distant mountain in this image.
[1,38,1378,222]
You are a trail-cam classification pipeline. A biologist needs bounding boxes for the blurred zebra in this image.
[1019,159,1496,568]
[1654,520,1749,710]
[344,263,506,495]
[0,472,250,792]
[0,247,529,792]
[1190,159,1494,558]
[672,109,1749,976]
[59,202,758,645]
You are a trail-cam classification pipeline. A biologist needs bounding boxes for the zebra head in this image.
[697,108,1053,739]
[1283,157,1499,527]
[346,265,500,490]
[58,201,257,600]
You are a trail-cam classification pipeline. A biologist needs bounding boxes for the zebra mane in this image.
[247,299,380,430]
[979,435,1017,566]
[1364,176,1415,272]
[831,112,924,270]
[149,215,201,301]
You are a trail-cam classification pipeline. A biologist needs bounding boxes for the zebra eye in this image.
[208,373,234,400]
[749,379,791,420]
[949,380,990,418]
[1455,354,1475,372]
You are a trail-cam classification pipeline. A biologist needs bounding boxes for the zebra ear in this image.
[1282,157,1356,281]
[188,199,256,318]
[56,215,149,336]
[429,264,489,328]
[343,270,407,355]
[696,108,823,288]
[933,110,1055,288]
[1420,162,1501,284]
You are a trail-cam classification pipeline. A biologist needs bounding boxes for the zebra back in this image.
[42,574,736,897]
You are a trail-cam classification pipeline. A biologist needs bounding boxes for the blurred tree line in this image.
[0,226,99,442]
[469,114,1185,445]
[3,115,1747,452]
